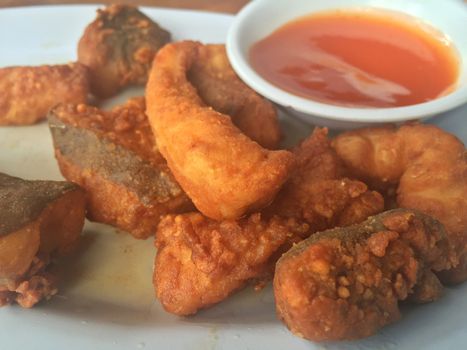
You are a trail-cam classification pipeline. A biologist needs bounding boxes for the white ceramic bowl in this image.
[227,0,467,129]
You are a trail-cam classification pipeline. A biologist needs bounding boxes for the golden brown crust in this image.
[274,209,453,341]
[154,212,309,315]
[0,63,89,125]
[153,128,384,316]
[146,41,294,220]
[266,128,384,229]
[78,4,171,98]
[332,124,467,283]
[48,98,193,239]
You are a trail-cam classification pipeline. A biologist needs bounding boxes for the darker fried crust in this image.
[78,4,171,98]
[274,209,454,341]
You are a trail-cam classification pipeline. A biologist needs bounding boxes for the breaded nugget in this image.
[332,124,467,283]
[0,63,89,125]
[48,97,192,239]
[78,4,170,98]
[274,209,454,341]
[0,172,85,308]
[146,41,294,220]
[188,44,281,149]
[154,213,309,315]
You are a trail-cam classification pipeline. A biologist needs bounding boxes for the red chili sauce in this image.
[250,10,459,108]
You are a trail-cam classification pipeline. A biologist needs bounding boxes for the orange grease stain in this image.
[250,10,459,107]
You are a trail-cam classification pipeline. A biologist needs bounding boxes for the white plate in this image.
[0,5,466,350]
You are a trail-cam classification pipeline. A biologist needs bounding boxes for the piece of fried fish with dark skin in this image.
[0,63,89,126]
[78,4,171,98]
[48,97,192,239]
[274,209,455,342]
[0,173,85,308]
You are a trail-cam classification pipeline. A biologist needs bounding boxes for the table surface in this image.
[0,0,249,13]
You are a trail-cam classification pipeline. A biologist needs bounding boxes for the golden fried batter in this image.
[0,63,89,125]
[274,209,454,341]
[188,44,281,149]
[332,124,467,283]
[154,213,309,315]
[48,97,192,239]
[146,41,294,220]
[78,4,170,98]
[267,128,384,229]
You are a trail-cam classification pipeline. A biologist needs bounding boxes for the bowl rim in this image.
[226,0,467,123]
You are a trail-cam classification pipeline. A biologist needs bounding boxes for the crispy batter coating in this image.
[267,128,384,229]
[0,63,89,125]
[332,124,467,283]
[153,129,384,316]
[188,44,281,149]
[78,4,170,98]
[48,97,192,239]
[146,41,294,220]
[154,213,309,315]
[0,173,85,308]
[274,209,454,341]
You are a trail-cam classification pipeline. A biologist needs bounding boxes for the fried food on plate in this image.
[188,44,281,149]
[332,124,467,283]
[146,41,294,220]
[0,63,89,125]
[48,97,192,239]
[78,4,171,98]
[154,129,384,315]
[154,212,309,316]
[0,172,85,308]
[274,209,454,341]
[268,128,384,229]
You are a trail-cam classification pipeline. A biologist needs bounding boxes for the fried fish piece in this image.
[0,63,89,125]
[48,97,192,239]
[0,172,85,308]
[188,44,281,149]
[154,212,309,316]
[78,4,171,98]
[146,41,294,220]
[274,209,454,341]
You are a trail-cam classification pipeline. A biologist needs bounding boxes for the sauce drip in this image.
[250,10,459,108]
